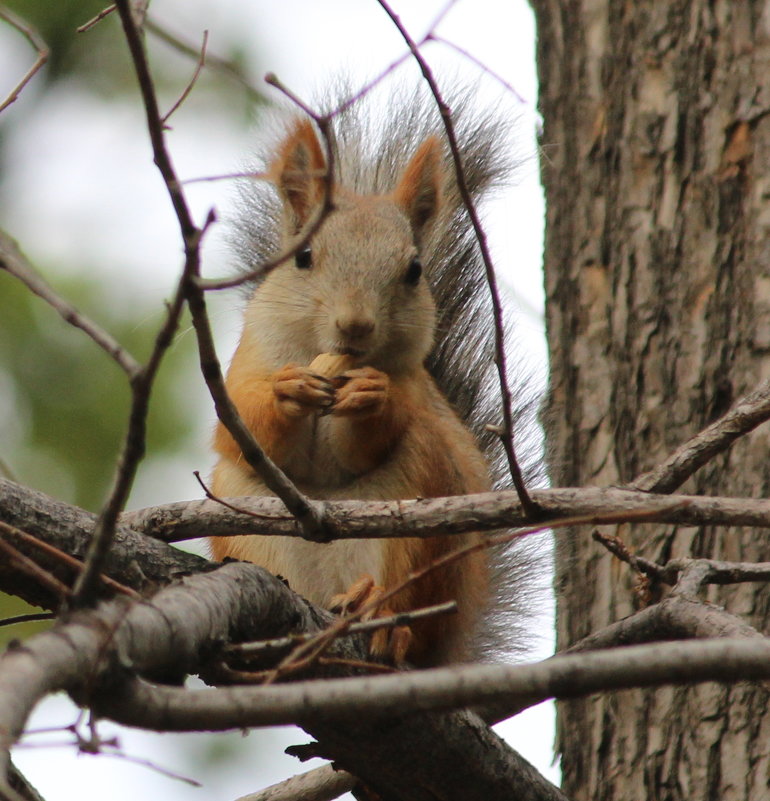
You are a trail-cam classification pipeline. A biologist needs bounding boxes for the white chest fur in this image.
[212,444,383,608]
[231,533,383,608]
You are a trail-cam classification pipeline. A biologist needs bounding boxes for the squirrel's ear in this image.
[271,119,327,231]
[394,136,444,241]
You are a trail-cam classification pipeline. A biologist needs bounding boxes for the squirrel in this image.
[210,86,536,667]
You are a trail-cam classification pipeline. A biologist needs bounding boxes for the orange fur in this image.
[211,119,491,666]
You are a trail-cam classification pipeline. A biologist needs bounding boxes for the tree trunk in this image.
[531,1,770,798]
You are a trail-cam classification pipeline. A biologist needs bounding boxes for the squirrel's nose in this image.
[336,315,375,340]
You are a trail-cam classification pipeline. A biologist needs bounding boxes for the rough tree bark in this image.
[532,1,770,799]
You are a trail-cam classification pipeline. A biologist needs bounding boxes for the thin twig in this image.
[592,529,665,581]
[0,613,54,629]
[182,169,269,185]
[0,6,49,113]
[145,18,267,105]
[0,538,71,602]
[225,600,458,660]
[196,71,338,292]
[121,13,326,537]
[71,0,206,604]
[0,231,140,378]
[630,376,770,494]
[427,35,527,104]
[217,655,395,684]
[19,721,202,787]
[76,4,116,33]
[1,520,140,600]
[376,0,537,517]
[161,29,208,125]
[193,471,282,520]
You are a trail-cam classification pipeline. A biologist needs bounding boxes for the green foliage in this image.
[4,0,132,88]
[0,266,198,512]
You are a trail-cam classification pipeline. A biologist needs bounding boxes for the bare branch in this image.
[122,486,770,543]
[0,613,53,629]
[235,765,355,801]
[630,376,770,493]
[0,231,140,378]
[226,601,457,663]
[427,35,527,104]
[161,29,208,125]
[76,5,116,33]
[145,18,268,105]
[93,639,770,731]
[0,7,48,113]
[376,0,536,517]
[0,477,207,611]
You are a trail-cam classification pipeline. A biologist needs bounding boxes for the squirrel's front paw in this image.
[330,367,389,418]
[272,364,335,417]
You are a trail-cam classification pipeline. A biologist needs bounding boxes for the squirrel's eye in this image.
[295,247,312,269]
[404,257,422,285]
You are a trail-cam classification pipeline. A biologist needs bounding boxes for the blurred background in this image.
[0,0,553,797]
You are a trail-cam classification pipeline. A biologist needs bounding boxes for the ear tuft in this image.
[271,119,327,231]
[394,136,444,241]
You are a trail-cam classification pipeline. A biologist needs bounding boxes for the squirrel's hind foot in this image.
[330,574,412,666]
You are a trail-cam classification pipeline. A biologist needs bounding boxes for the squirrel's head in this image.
[248,118,444,374]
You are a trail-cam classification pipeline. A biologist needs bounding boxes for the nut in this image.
[309,352,356,377]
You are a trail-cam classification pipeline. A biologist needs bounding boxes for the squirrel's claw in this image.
[330,574,411,666]
[273,364,335,417]
[329,367,389,418]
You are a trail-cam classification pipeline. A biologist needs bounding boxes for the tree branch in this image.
[630,375,770,493]
[121,486,770,542]
[144,18,268,106]
[0,6,48,113]
[0,558,566,801]
[235,765,355,801]
[375,0,536,517]
[0,231,140,378]
[0,477,205,610]
[93,637,770,732]
[69,0,330,605]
